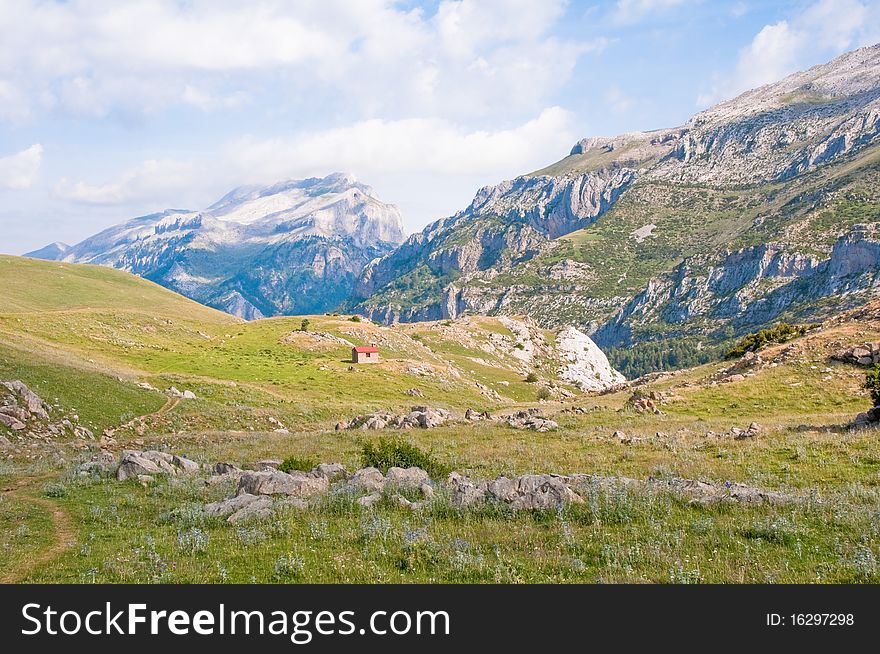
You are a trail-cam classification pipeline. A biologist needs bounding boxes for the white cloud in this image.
[54,159,197,205]
[0,144,43,189]
[48,108,578,231]
[698,0,880,106]
[222,107,577,182]
[0,0,595,123]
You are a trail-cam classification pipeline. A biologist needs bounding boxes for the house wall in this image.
[352,351,380,364]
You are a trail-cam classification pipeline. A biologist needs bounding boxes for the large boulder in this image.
[447,472,487,508]
[117,451,165,481]
[385,466,429,489]
[487,474,583,510]
[346,467,386,493]
[311,463,349,481]
[236,470,328,498]
[1,380,50,421]
[172,455,200,473]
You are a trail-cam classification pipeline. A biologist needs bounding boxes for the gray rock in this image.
[487,474,584,510]
[347,467,386,493]
[172,455,200,473]
[1,380,50,421]
[206,492,266,518]
[254,459,282,471]
[213,462,242,475]
[447,472,487,508]
[117,451,165,481]
[385,466,429,489]
[311,462,348,481]
[236,470,329,498]
[0,413,25,430]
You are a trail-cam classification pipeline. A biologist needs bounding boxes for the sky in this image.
[1,0,879,255]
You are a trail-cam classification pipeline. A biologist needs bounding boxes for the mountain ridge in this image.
[349,43,880,376]
[28,173,406,319]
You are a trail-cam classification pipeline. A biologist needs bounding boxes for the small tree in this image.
[300,318,310,332]
[865,364,880,407]
[525,371,539,383]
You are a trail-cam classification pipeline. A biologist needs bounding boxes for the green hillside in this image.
[0,255,237,321]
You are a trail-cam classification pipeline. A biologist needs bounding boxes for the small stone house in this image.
[352,344,380,364]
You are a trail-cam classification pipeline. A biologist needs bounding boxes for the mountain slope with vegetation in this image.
[351,45,880,377]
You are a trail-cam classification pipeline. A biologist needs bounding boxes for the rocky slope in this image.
[351,44,880,376]
[28,173,405,319]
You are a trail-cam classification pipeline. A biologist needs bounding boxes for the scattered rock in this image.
[254,459,282,471]
[447,472,487,508]
[347,467,386,493]
[832,342,880,366]
[172,455,200,473]
[237,470,329,498]
[487,474,583,510]
[117,451,165,481]
[345,406,451,431]
[506,409,558,431]
[311,463,349,481]
[465,408,491,421]
[385,466,429,489]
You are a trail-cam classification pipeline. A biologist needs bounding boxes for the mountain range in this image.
[29,173,405,319]
[29,44,880,376]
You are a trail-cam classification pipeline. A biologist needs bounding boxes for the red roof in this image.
[353,345,379,353]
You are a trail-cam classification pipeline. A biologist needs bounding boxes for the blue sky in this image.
[1,0,879,254]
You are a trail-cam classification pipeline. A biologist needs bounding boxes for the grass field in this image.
[1,256,878,583]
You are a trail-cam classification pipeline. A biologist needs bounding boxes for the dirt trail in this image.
[116,395,180,432]
[0,473,76,583]
[0,396,178,583]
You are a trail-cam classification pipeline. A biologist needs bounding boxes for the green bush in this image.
[865,364,880,407]
[278,455,318,474]
[299,318,311,332]
[725,323,814,359]
[525,371,539,383]
[349,315,362,322]
[514,343,525,350]
[536,386,552,401]
[360,437,447,479]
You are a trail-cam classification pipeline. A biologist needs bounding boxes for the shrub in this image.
[536,386,552,401]
[278,455,318,473]
[525,372,539,383]
[725,323,813,359]
[514,343,525,350]
[349,315,362,322]
[299,318,311,332]
[865,364,880,407]
[360,436,447,478]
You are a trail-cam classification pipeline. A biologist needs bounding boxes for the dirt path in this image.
[116,394,180,432]
[0,473,76,583]
[0,396,179,583]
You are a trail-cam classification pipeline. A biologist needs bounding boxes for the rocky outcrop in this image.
[116,449,200,481]
[653,45,880,185]
[506,409,558,432]
[1,380,94,441]
[833,342,880,366]
[336,406,451,431]
[555,326,626,391]
[351,168,635,320]
[595,226,880,349]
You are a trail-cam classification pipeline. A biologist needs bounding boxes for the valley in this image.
[1,255,878,583]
